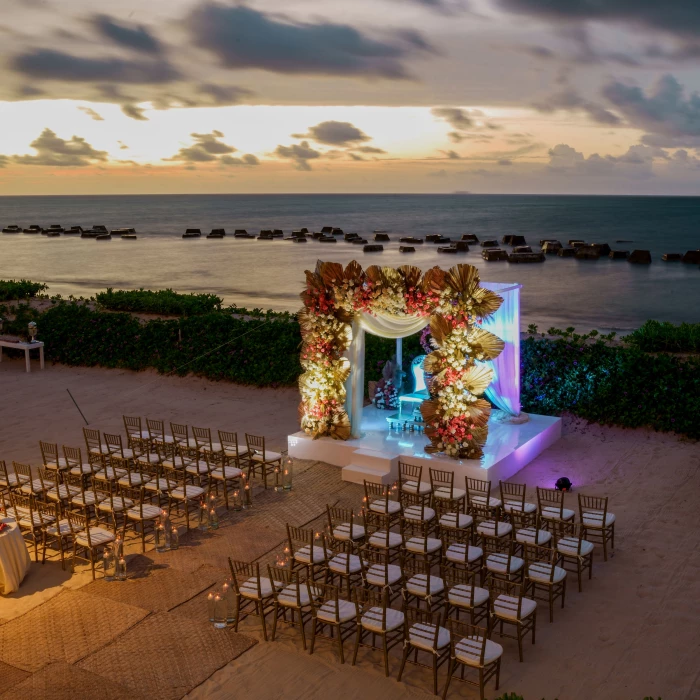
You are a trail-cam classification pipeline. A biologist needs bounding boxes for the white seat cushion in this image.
[69,463,93,476]
[366,564,402,587]
[477,521,512,538]
[403,505,435,522]
[198,442,222,452]
[118,473,150,488]
[317,599,357,624]
[46,484,80,501]
[493,594,537,620]
[445,543,483,564]
[486,553,524,574]
[97,496,133,512]
[136,453,161,464]
[145,478,171,492]
[406,574,444,597]
[401,480,432,496]
[557,537,594,557]
[294,545,328,564]
[408,622,450,651]
[19,479,45,495]
[72,491,103,506]
[278,583,320,608]
[333,523,365,541]
[368,530,403,549]
[240,576,281,600]
[211,466,243,480]
[1,473,29,487]
[439,512,473,529]
[361,606,404,632]
[369,499,401,515]
[89,444,109,455]
[516,528,552,546]
[470,495,501,508]
[503,500,537,514]
[185,460,210,475]
[540,506,575,521]
[251,450,282,462]
[44,457,68,469]
[455,636,503,667]
[448,584,489,608]
[127,504,162,520]
[224,445,248,457]
[528,562,567,584]
[329,553,362,574]
[434,486,466,501]
[46,519,72,536]
[94,467,127,481]
[75,527,115,547]
[19,512,54,528]
[171,485,205,500]
[108,448,134,459]
[582,512,615,528]
[405,536,442,554]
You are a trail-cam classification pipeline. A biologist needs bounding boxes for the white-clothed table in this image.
[0,517,31,594]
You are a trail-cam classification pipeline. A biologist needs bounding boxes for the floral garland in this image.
[298,260,504,459]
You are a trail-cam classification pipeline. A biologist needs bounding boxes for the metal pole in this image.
[396,337,403,393]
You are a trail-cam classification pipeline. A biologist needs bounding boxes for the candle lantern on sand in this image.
[283,456,293,491]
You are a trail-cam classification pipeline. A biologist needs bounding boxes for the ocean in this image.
[1,193,699,332]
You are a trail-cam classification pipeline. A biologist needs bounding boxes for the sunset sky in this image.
[2,0,700,194]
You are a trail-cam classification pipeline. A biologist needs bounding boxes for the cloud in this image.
[602,74,700,146]
[439,149,461,159]
[391,0,469,15]
[354,145,387,154]
[498,159,513,166]
[428,169,448,177]
[220,154,260,166]
[293,121,371,146]
[547,143,660,178]
[187,4,432,79]
[274,141,321,171]
[532,88,620,125]
[121,104,148,121]
[117,141,128,150]
[5,128,108,167]
[92,14,162,55]
[78,106,104,121]
[16,84,43,97]
[11,49,180,83]
[197,84,254,105]
[432,107,476,130]
[166,131,238,163]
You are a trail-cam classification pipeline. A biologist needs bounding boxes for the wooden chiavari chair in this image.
[104,432,135,461]
[67,511,115,580]
[396,607,450,696]
[39,441,68,472]
[218,430,249,470]
[209,451,242,509]
[123,415,150,448]
[429,468,466,514]
[482,536,525,584]
[121,485,162,552]
[351,586,405,677]
[442,619,503,700]
[286,525,329,581]
[114,454,150,489]
[38,467,78,506]
[436,496,473,532]
[93,480,132,534]
[398,460,432,507]
[66,472,102,521]
[43,502,73,570]
[228,558,282,641]
[579,493,615,561]
[309,582,358,664]
[192,426,224,464]
[170,422,196,449]
[141,462,171,507]
[402,557,445,613]
[62,445,93,478]
[524,543,566,623]
[245,433,282,488]
[499,480,536,518]
[146,418,175,449]
[83,427,109,470]
[363,480,401,527]
[440,525,483,578]
[442,567,489,627]
[326,505,366,551]
[488,577,537,662]
[466,477,501,515]
[325,535,364,596]
[0,460,28,496]
[268,565,321,650]
[9,493,51,560]
[365,510,403,561]
[537,486,575,530]
[161,464,206,530]
[401,495,442,568]
[358,547,403,603]
[14,462,44,497]
[555,521,594,593]
[474,504,512,542]
[162,444,209,486]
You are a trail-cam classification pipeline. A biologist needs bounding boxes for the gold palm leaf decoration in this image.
[422,266,446,295]
[429,314,452,345]
[445,264,480,296]
[463,398,492,428]
[471,287,503,319]
[423,351,445,376]
[467,328,505,361]
[462,364,495,396]
[398,265,423,290]
[343,260,364,282]
[329,410,351,440]
[317,260,344,288]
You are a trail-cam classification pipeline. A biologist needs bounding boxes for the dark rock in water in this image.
[66,226,83,234]
[45,231,61,237]
[569,239,585,247]
[93,225,107,232]
[344,233,359,241]
[482,248,508,261]
[257,232,274,239]
[331,228,343,235]
[321,226,333,233]
[540,238,558,246]
[121,234,137,240]
[182,232,201,238]
[260,229,272,235]
[185,228,201,234]
[609,250,629,259]
[481,240,498,248]
[425,234,441,242]
[508,252,545,263]
[273,229,283,236]
[434,236,451,243]
[299,227,309,234]
[557,247,576,257]
[351,238,368,244]
[438,246,458,254]
[234,232,254,238]
[452,241,470,251]
[400,236,424,244]
[616,239,633,243]
[312,231,324,239]
[96,233,111,240]
[629,249,652,264]
[661,253,681,261]
[293,237,307,243]
[374,233,390,242]
[234,229,248,235]
[81,231,98,238]
[682,250,700,264]
[575,246,600,260]
[319,236,336,243]
[461,234,479,243]
[207,233,224,239]
[513,245,532,253]
[589,243,611,256]
[211,228,226,235]
[542,241,562,254]
[400,246,415,253]
[364,244,383,252]
[503,234,526,246]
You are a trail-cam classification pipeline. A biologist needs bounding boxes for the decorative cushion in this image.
[455,636,503,667]
[408,622,450,651]
[198,442,222,452]
[46,519,72,536]
[369,499,401,515]
[317,599,357,624]
[127,504,162,520]
[406,574,445,597]
[405,536,442,554]
[136,453,161,464]
[540,506,575,522]
[185,461,210,475]
[97,496,134,512]
[294,545,328,564]
[557,537,594,557]
[240,576,281,600]
[448,584,489,608]
[333,523,365,541]
[19,479,45,495]
[251,451,282,462]
[19,512,54,528]
[0,473,29,487]
[94,467,127,481]
[72,491,102,506]
[224,445,248,457]
[401,480,432,496]
[361,606,404,633]
[145,478,171,492]
[368,530,403,549]
[69,463,93,476]
[445,543,483,564]
[439,512,473,529]
[403,505,435,522]
[171,485,205,500]
[75,527,115,547]
[503,500,537,514]
[365,564,402,587]
[46,485,80,501]
[118,473,150,488]
[476,521,512,538]
[470,495,501,508]
[434,486,466,501]
[44,457,68,469]
[493,594,537,620]
[328,553,362,574]
[515,528,552,546]
[528,562,566,584]
[211,466,243,480]
[278,583,321,608]
[486,553,524,574]
[582,512,615,528]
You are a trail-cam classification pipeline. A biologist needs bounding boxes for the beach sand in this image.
[1,357,699,699]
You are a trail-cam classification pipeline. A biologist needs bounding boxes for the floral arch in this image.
[298,260,505,460]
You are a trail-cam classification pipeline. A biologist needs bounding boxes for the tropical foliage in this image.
[0,279,47,301]
[625,320,700,353]
[96,288,222,316]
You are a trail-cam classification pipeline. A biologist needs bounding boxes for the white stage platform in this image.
[288,405,562,485]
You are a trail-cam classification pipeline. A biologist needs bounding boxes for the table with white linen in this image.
[0,517,31,594]
[0,340,45,373]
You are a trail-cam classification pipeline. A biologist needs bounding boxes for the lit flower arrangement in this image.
[298,260,504,459]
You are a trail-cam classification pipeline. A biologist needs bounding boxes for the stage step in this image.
[351,448,400,474]
[341,463,394,485]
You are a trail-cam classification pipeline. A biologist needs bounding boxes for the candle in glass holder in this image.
[155,523,168,552]
[213,592,227,629]
[243,483,252,509]
[222,579,236,624]
[116,557,127,581]
[170,526,179,550]
[103,547,116,581]
[232,489,242,511]
[207,591,216,622]
[283,457,293,490]
[198,499,209,531]
[209,507,219,530]
[273,466,282,492]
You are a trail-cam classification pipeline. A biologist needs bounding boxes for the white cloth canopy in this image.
[344,283,522,438]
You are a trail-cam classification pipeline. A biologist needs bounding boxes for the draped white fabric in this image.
[343,282,523,437]
[479,282,522,417]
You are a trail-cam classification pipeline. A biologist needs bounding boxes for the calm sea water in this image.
[1,194,699,331]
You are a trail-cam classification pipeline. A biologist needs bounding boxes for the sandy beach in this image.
[1,357,699,699]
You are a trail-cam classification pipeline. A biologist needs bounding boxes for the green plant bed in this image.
[95,288,222,316]
[0,279,47,301]
[625,320,700,353]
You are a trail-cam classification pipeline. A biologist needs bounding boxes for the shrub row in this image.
[0,279,47,301]
[95,288,222,316]
[624,319,700,353]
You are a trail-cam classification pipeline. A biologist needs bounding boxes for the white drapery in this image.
[343,283,522,437]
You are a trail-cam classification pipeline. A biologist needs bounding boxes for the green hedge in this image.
[0,279,47,301]
[96,288,222,316]
[521,327,700,439]
[625,320,700,353]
